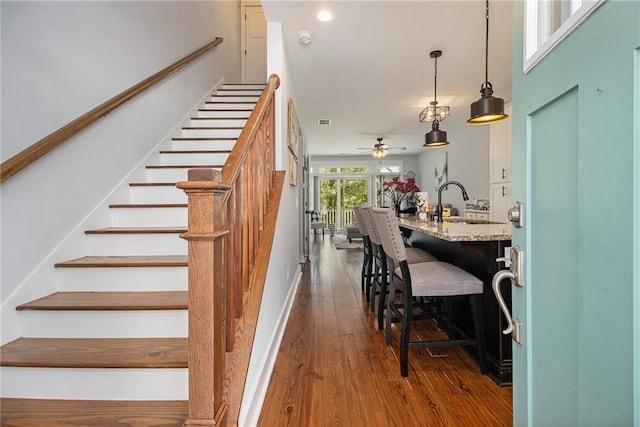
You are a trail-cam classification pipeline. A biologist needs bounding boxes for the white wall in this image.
[239,21,303,426]
[1,1,240,300]
[417,115,490,214]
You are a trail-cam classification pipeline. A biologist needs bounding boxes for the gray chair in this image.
[371,207,485,377]
[360,206,437,330]
[352,206,374,299]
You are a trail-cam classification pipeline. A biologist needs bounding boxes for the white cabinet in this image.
[490,103,512,222]
[490,183,512,223]
[489,104,512,184]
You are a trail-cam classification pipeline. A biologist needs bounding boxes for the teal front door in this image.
[509,2,639,425]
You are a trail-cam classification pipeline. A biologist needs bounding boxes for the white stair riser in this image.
[197,110,251,118]
[1,367,187,400]
[110,207,186,228]
[222,84,264,90]
[180,128,241,138]
[56,267,187,292]
[160,152,228,166]
[19,310,187,338]
[203,102,256,110]
[146,168,220,182]
[130,186,185,203]
[210,96,259,103]
[170,140,236,151]
[188,118,247,127]
[86,234,186,256]
[216,90,263,96]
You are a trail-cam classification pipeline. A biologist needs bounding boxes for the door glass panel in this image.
[524,0,604,73]
[319,178,368,230]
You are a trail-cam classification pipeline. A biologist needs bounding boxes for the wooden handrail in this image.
[0,37,224,184]
[177,74,281,426]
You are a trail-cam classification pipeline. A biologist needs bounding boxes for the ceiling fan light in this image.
[372,149,387,158]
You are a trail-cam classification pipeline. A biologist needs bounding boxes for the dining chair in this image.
[360,206,437,330]
[371,207,486,377]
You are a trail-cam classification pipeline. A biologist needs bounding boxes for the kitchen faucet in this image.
[436,180,469,222]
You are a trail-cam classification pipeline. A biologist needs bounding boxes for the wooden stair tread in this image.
[158,149,231,154]
[54,255,187,268]
[204,101,256,104]
[211,94,258,97]
[181,126,243,130]
[196,109,252,112]
[85,226,186,234]
[0,337,188,368]
[145,165,223,169]
[171,136,238,140]
[0,398,188,427]
[108,203,187,208]
[129,182,178,186]
[16,291,187,311]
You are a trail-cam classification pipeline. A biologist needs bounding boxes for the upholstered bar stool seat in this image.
[395,262,483,296]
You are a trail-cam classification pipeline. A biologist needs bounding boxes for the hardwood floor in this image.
[258,235,512,426]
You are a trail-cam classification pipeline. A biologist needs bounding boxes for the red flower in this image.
[382,177,420,207]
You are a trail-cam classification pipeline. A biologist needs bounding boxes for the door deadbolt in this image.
[507,202,523,228]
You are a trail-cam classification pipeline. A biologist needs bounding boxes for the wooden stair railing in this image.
[0,37,223,184]
[177,74,281,426]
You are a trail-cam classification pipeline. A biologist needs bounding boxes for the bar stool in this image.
[371,207,485,377]
[360,206,437,330]
[352,206,374,301]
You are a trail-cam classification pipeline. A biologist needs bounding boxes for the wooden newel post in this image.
[177,169,231,426]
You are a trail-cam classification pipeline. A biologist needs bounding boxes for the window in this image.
[525,0,604,73]
[318,166,369,174]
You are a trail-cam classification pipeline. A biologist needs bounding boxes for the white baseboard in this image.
[238,267,302,427]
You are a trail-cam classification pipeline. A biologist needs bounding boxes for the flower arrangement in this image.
[382,176,421,209]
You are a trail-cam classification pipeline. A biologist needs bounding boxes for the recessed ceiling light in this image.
[316,9,333,22]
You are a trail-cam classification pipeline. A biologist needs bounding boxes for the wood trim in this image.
[0,37,223,184]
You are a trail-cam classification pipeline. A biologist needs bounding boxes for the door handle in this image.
[492,245,524,344]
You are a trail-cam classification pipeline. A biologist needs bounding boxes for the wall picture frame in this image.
[287,97,300,157]
[289,153,298,186]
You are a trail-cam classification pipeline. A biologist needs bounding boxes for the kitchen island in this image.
[397,217,513,386]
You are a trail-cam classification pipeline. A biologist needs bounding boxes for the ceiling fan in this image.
[357,137,406,158]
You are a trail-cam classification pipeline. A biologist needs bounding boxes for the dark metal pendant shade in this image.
[468,0,508,125]
[424,120,449,147]
[468,83,508,124]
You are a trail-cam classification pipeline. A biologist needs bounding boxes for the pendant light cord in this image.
[433,54,438,105]
[484,0,489,88]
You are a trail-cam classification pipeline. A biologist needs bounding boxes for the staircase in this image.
[0,84,265,426]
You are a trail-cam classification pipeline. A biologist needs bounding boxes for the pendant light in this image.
[467,0,508,125]
[424,50,449,148]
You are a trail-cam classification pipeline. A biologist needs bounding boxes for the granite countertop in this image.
[397,216,512,242]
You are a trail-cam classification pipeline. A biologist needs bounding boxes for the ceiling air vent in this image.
[318,119,332,126]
